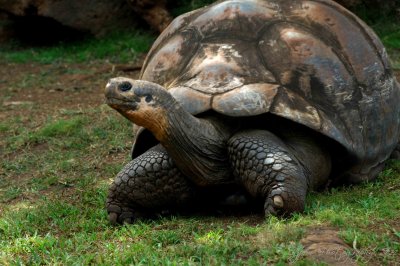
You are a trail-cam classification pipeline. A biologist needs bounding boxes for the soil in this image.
[0,61,141,114]
[0,59,142,206]
[301,227,356,265]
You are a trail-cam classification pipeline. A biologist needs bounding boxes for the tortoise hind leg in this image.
[228,130,331,217]
[390,142,400,160]
[107,144,196,224]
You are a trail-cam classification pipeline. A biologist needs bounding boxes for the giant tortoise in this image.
[104,0,400,224]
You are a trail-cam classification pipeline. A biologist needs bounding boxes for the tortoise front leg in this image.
[228,130,330,217]
[107,144,196,224]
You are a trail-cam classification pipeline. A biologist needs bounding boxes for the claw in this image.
[273,195,284,208]
[107,202,137,225]
[264,197,278,216]
[108,212,118,225]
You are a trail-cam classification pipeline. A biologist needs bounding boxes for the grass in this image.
[170,0,216,16]
[0,1,400,265]
[0,31,155,64]
[1,141,399,265]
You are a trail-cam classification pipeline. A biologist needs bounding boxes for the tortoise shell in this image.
[133,0,400,182]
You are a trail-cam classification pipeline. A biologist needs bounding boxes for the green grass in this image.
[170,0,216,16]
[0,31,155,64]
[0,106,133,202]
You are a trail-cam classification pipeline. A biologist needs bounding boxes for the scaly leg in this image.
[107,144,196,224]
[228,130,330,216]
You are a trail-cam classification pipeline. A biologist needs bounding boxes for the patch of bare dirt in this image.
[301,227,356,265]
[300,220,400,265]
[0,60,142,117]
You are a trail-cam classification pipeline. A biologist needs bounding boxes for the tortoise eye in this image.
[119,82,132,92]
[145,94,153,103]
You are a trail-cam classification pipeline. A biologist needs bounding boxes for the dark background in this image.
[0,0,398,46]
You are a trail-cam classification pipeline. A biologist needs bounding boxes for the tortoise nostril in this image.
[119,82,132,92]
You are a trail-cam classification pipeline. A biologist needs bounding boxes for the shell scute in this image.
[190,0,280,39]
[141,29,200,87]
[286,0,388,82]
[212,83,279,116]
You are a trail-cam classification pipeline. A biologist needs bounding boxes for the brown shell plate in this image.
[137,0,400,180]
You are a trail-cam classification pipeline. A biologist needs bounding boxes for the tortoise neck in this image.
[158,107,234,185]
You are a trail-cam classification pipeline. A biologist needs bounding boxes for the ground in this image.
[0,59,140,206]
[0,50,400,264]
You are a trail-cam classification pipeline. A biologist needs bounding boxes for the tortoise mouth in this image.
[105,97,138,110]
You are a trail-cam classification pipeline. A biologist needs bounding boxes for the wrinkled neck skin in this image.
[128,102,236,186]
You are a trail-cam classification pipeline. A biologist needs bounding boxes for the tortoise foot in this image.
[228,130,309,217]
[106,200,143,225]
[264,192,284,216]
[263,183,306,217]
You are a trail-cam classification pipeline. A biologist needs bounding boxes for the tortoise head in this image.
[105,77,174,111]
[105,77,177,132]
